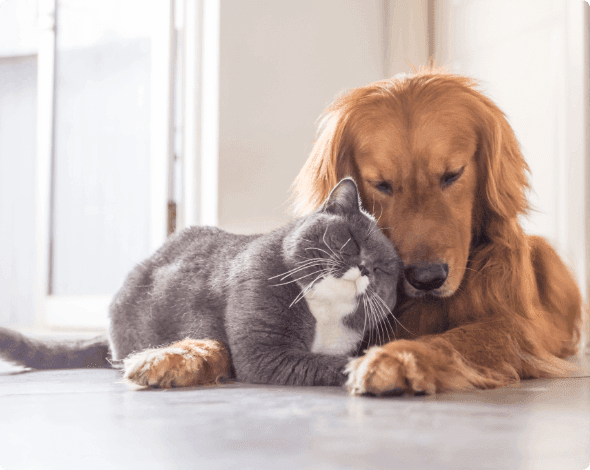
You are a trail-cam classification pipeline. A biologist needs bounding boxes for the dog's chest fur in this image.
[304,267,369,356]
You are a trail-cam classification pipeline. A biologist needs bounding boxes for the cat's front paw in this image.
[123,339,229,388]
[345,341,438,396]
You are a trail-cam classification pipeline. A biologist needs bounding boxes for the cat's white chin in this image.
[355,275,369,294]
[340,266,369,294]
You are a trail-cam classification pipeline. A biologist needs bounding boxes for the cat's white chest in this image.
[304,267,369,356]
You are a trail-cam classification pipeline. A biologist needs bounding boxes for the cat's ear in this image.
[323,178,361,215]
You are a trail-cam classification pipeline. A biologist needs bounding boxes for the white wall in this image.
[384,0,430,76]
[0,56,37,326]
[0,0,38,57]
[0,0,38,327]
[435,0,589,299]
[217,0,388,234]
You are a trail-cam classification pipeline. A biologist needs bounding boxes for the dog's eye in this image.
[374,181,393,195]
[441,167,465,187]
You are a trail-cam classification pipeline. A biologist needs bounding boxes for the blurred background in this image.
[0,0,588,330]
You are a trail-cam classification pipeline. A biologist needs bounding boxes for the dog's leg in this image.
[345,317,579,396]
[123,339,229,388]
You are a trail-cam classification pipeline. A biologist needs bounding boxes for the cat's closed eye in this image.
[339,236,360,256]
[375,266,397,276]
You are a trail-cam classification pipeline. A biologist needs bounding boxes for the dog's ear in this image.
[473,93,530,227]
[292,108,355,216]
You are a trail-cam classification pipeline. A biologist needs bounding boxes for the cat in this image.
[0,178,402,388]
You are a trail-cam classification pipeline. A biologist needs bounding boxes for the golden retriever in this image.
[293,68,583,395]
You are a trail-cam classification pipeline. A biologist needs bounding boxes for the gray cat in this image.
[0,178,401,388]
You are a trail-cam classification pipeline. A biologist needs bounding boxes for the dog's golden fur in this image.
[294,68,583,394]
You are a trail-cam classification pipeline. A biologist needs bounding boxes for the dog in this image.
[293,68,584,395]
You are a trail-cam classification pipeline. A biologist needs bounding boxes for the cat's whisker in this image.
[368,287,415,337]
[362,291,379,345]
[372,293,394,343]
[291,284,316,307]
[328,264,347,278]
[366,200,384,237]
[339,237,352,252]
[356,293,369,356]
[367,292,385,345]
[295,255,335,266]
[322,227,338,257]
[362,293,374,347]
[384,314,397,341]
[300,252,345,277]
[322,227,346,265]
[376,201,384,225]
[270,268,332,287]
[367,288,388,321]
[371,290,392,344]
[368,291,392,344]
[293,256,332,267]
[390,313,414,337]
[361,293,372,345]
[294,262,342,278]
[368,224,376,237]
[288,270,327,308]
[272,262,330,282]
[273,264,325,281]
[367,224,377,237]
[289,287,311,308]
[366,292,379,348]
[308,251,344,272]
[304,246,340,262]
[269,258,337,281]
[293,253,336,266]
[294,256,325,265]
[297,260,341,275]
[294,258,321,266]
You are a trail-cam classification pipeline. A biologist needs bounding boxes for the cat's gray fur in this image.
[0,178,401,386]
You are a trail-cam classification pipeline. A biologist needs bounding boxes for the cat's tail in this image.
[0,327,111,369]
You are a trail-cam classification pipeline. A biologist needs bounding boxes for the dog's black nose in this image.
[404,263,448,291]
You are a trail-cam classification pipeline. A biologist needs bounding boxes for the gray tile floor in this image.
[1,347,589,470]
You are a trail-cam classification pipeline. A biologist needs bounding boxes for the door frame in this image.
[35,0,178,329]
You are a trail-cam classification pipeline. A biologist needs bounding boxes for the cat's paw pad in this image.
[345,342,437,396]
[123,339,229,389]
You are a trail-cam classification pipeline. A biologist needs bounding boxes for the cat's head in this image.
[282,178,402,329]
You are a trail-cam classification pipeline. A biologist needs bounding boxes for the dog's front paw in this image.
[345,340,439,396]
[123,339,229,389]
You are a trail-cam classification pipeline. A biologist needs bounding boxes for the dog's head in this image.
[293,69,530,298]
